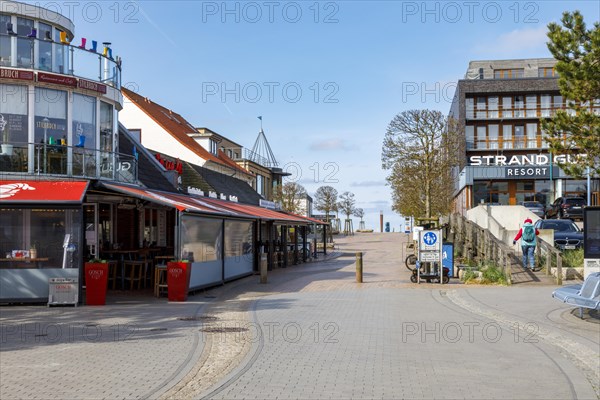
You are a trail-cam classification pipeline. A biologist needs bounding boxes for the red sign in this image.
[155,153,183,175]
[0,68,34,81]
[78,79,107,94]
[37,72,77,88]
[0,180,89,203]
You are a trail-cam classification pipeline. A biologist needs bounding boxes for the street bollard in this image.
[260,254,268,284]
[356,252,363,283]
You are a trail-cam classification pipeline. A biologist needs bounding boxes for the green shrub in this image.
[561,248,584,269]
[461,270,478,282]
[480,263,508,285]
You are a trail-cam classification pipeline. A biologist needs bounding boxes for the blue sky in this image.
[27,1,600,230]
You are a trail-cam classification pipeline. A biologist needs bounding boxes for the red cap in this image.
[524,218,533,224]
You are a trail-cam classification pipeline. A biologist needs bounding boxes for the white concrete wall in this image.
[119,99,207,166]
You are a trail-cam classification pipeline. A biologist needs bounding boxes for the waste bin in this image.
[167,261,190,302]
[84,262,108,305]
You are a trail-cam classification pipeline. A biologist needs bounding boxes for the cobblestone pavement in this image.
[1,233,598,399]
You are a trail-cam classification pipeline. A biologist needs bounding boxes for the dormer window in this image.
[210,139,217,154]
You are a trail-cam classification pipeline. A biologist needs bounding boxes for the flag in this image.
[257,116,262,121]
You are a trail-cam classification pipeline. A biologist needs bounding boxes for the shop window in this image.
[180,215,222,263]
[0,207,83,269]
[0,84,29,146]
[34,88,67,174]
[224,220,253,278]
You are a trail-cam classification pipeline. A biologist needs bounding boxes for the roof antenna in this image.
[258,115,263,130]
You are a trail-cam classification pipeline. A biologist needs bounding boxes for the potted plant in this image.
[0,114,12,156]
[84,259,108,305]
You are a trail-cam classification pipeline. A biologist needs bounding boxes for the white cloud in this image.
[473,26,549,56]
[350,181,386,188]
[309,138,358,152]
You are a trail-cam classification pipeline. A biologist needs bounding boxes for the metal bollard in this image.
[356,252,363,283]
[260,254,268,284]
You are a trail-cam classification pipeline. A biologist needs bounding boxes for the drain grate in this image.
[178,315,219,322]
[200,326,248,333]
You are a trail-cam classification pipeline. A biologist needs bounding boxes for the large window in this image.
[526,123,537,148]
[465,126,475,150]
[538,67,557,78]
[476,97,486,119]
[34,88,67,144]
[0,207,83,269]
[224,220,253,279]
[476,126,486,149]
[72,93,96,149]
[488,125,499,149]
[514,125,525,149]
[181,216,222,263]
[502,97,512,118]
[465,98,474,119]
[38,22,52,71]
[526,95,537,117]
[16,17,33,68]
[100,102,114,152]
[514,96,525,118]
[256,174,264,195]
[0,14,11,66]
[540,95,551,117]
[0,84,28,145]
[494,69,524,79]
[488,97,498,118]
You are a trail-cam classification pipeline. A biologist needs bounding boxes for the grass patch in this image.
[460,262,508,285]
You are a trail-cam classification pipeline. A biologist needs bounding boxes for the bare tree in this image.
[338,191,356,220]
[314,186,338,222]
[382,110,461,219]
[353,208,364,221]
[273,182,307,214]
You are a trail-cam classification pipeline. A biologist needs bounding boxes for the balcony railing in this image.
[0,33,121,88]
[235,148,277,168]
[464,135,578,151]
[0,142,137,183]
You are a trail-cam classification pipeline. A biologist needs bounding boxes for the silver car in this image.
[519,201,546,218]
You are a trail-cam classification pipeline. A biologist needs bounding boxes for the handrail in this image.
[536,237,563,285]
[0,142,137,183]
[0,33,121,88]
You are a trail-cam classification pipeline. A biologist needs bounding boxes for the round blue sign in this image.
[423,232,437,246]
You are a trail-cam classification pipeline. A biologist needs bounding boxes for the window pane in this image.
[502,125,512,149]
[514,125,525,148]
[476,97,486,119]
[0,84,28,145]
[514,96,524,118]
[100,102,114,152]
[526,123,537,148]
[526,95,537,117]
[540,95,551,117]
[502,97,512,118]
[34,87,67,144]
[488,97,498,118]
[488,125,499,149]
[465,126,475,150]
[477,126,486,149]
[73,93,96,149]
[465,98,474,119]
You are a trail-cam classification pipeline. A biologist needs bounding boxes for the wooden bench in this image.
[552,272,600,319]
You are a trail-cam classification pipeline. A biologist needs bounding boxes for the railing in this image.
[0,33,121,88]
[536,237,563,285]
[0,142,137,183]
[449,213,514,284]
[236,148,275,168]
[466,135,550,150]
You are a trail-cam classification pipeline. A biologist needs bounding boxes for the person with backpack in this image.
[513,218,540,271]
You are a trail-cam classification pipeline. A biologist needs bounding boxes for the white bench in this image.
[552,272,600,319]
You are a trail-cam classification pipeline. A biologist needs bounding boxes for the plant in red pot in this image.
[84,259,108,305]
[167,260,190,302]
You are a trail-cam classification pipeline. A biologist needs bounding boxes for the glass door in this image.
[83,203,98,260]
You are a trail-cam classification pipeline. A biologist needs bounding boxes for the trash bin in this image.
[84,262,108,305]
[167,261,190,302]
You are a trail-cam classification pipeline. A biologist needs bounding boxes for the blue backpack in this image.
[522,225,535,243]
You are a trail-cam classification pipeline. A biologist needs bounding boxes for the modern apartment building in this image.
[449,58,599,214]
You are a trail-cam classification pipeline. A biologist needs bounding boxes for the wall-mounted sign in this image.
[78,79,107,94]
[155,153,182,174]
[37,72,77,87]
[469,154,586,166]
[504,166,558,179]
[0,68,34,81]
[187,186,204,196]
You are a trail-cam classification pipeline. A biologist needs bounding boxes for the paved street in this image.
[1,233,599,399]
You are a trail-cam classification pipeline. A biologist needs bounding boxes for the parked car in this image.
[545,196,585,220]
[518,201,546,218]
[533,219,584,251]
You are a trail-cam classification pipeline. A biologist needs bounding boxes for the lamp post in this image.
[42,117,49,173]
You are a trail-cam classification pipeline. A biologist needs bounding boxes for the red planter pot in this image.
[167,261,191,302]
[84,262,108,305]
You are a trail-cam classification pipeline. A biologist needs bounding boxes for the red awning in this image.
[99,182,245,216]
[199,197,309,224]
[0,180,89,203]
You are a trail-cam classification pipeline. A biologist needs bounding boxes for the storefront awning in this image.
[99,182,243,216]
[0,180,89,204]
[199,197,310,224]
